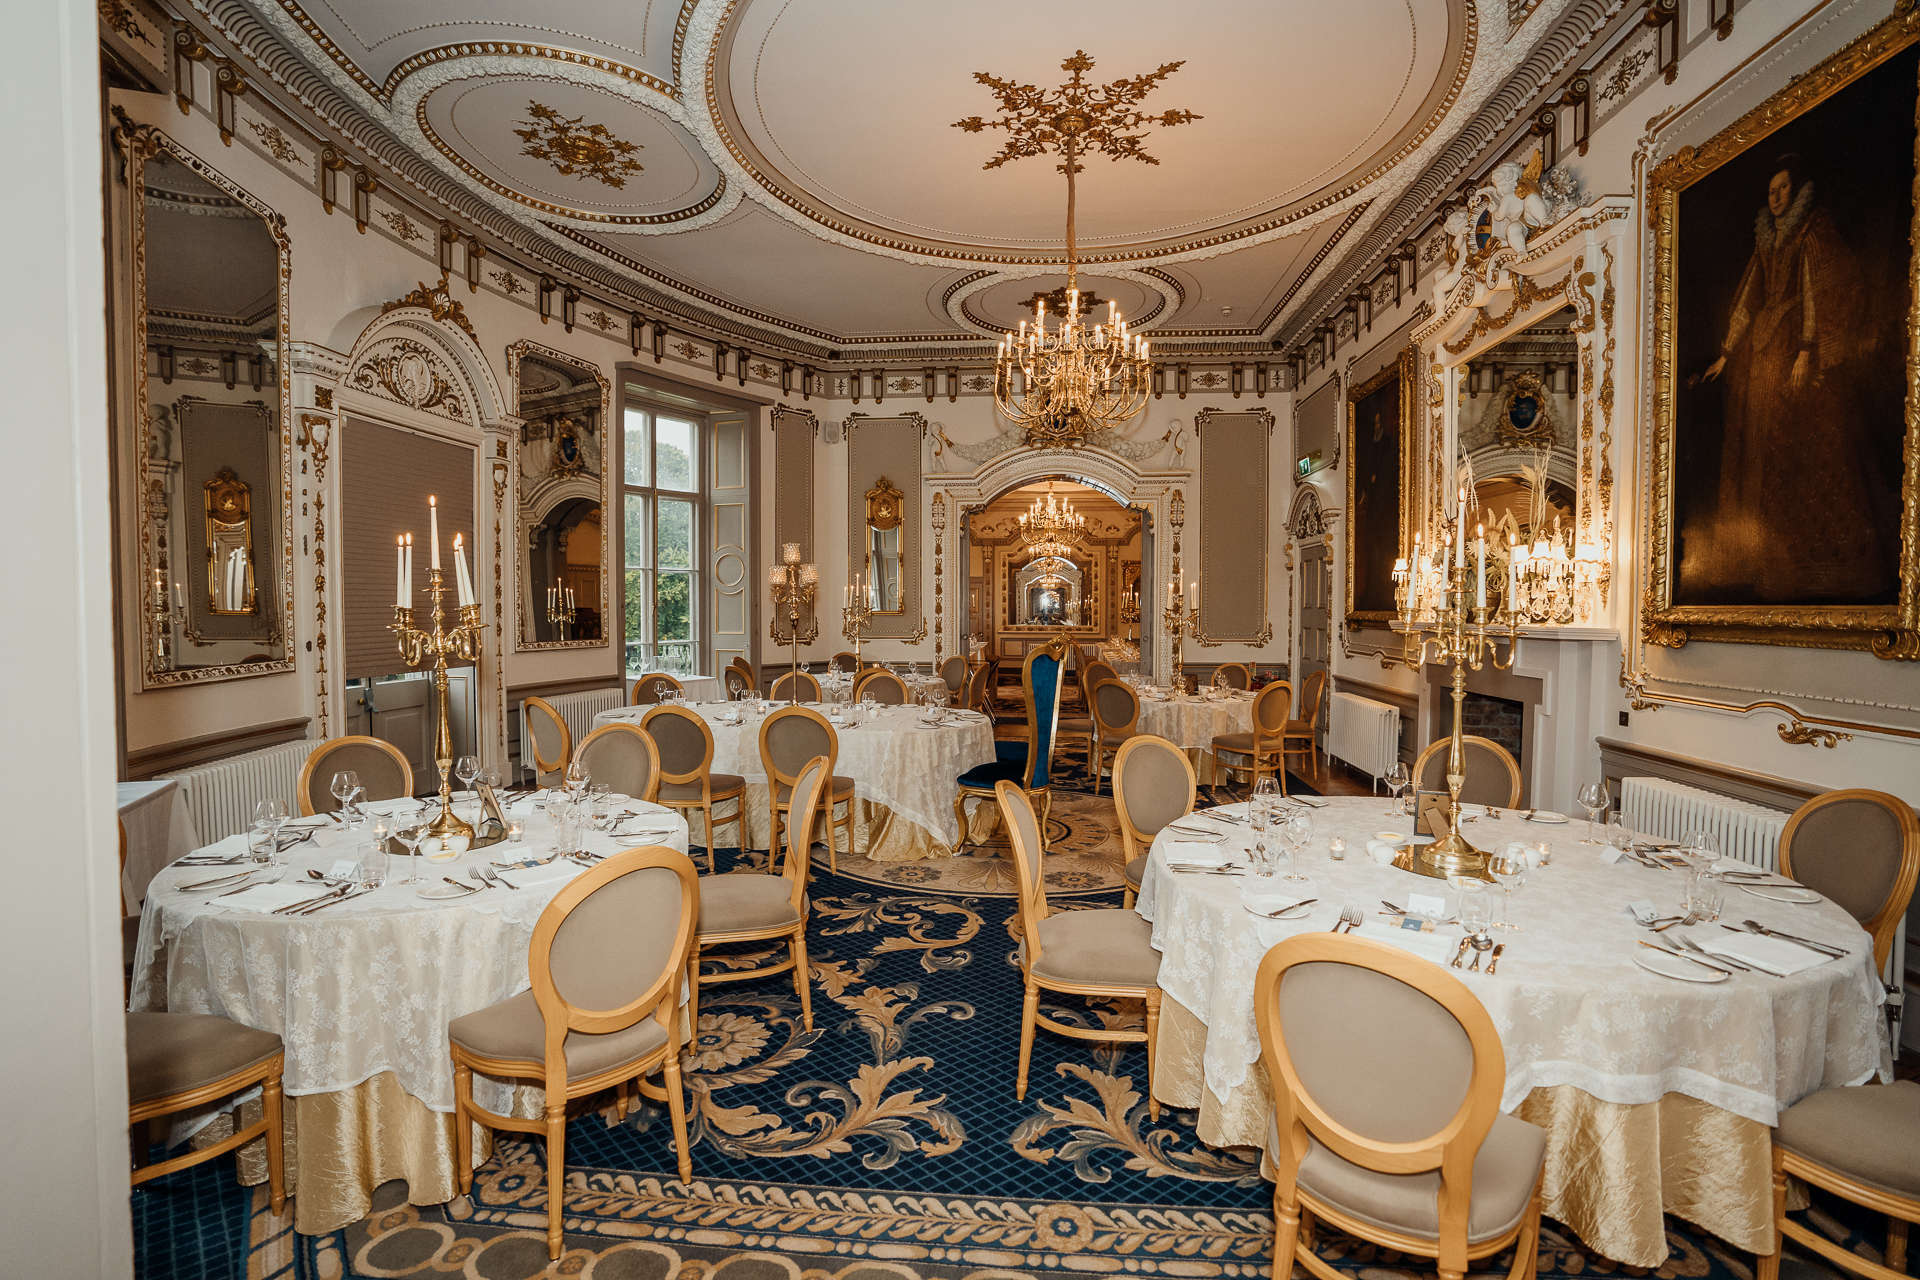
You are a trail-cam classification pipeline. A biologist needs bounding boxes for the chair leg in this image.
[454,1061,475,1193]
[790,923,814,1031]
[1756,1145,1787,1280]
[1144,989,1160,1122]
[1123,885,1136,909]
[661,1054,693,1184]
[686,954,702,1036]
[262,1071,285,1215]
[1888,1216,1908,1274]
[544,1102,567,1260]
[702,803,716,873]
[1272,1186,1302,1280]
[954,793,971,852]
[1016,978,1040,1100]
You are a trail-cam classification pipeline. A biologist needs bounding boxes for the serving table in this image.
[1134,689,1254,786]
[594,701,996,860]
[129,798,690,1233]
[1137,796,1890,1266]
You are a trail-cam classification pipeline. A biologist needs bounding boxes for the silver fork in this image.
[468,868,494,891]
[1652,910,1699,933]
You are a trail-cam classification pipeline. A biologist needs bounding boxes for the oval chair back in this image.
[1113,735,1196,850]
[1412,735,1521,809]
[728,656,755,687]
[723,666,755,701]
[1022,638,1067,790]
[939,655,967,693]
[778,756,831,898]
[1092,679,1141,740]
[759,706,840,793]
[574,723,662,802]
[1251,680,1293,736]
[854,669,908,705]
[768,670,822,702]
[522,696,573,788]
[996,780,1051,949]
[1083,660,1118,692]
[630,673,682,706]
[637,705,712,782]
[963,661,994,715]
[1779,788,1919,972]
[829,652,860,673]
[1255,933,1542,1280]
[1297,668,1329,729]
[298,736,414,816]
[1212,662,1252,690]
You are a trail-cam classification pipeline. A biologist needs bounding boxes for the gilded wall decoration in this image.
[349,339,467,420]
[585,308,617,331]
[514,101,644,188]
[1645,7,1920,660]
[490,269,527,295]
[379,276,477,341]
[379,210,426,242]
[245,118,301,165]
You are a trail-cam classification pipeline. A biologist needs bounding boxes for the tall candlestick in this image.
[403,534,414,608]
[429,497,441,570]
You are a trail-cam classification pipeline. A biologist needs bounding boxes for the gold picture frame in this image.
[1345,346,1416,629]
[1645,6,1920,661]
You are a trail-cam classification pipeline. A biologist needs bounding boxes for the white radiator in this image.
[1619,777,1789,870]
[1328,691,1400,785]
[160,738,324,844]
[519,687,624,774]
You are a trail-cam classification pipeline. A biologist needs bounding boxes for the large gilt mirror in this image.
[125,124,293,687]
[1459,305,1579,584]
[865,475,905,613]
[511,344,610,650]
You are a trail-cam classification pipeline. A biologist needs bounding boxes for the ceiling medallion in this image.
[514,101,644,189]
[958,51,1198,448]
[1024,284,1103,316]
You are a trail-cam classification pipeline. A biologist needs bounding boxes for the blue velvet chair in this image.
[953,638,1066,853]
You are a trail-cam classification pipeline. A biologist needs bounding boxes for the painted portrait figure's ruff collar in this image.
[1755,180,1816,251]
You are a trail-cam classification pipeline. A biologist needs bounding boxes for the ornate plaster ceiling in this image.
[206,0,1588,352]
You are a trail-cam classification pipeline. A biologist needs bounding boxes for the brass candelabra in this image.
[391,567,485,840]
[768,543,819,705]
[842,586,873,672]
[1161,593,1200,691]
[546,577,576,630]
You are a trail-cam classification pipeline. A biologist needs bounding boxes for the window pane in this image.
[656,571,692,642]
[623,407,650,486]
[624,493,651,568]
[656,499,693,571]
[624,567,652,675]
[655,416,695,491]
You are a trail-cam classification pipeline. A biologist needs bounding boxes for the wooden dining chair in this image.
[728,655,757,690]
[1281,669,1329,775]
[450,846,699,1259]
[522,696,573,788]
[296,735,415,815]
[127,1012,285,1214]
[723,665,755,701]
[955,639,1066,854]
[690,756,829,1035]
[641,705,747,872]
[854,669,909,705]
[1088,678,1143,797]
[1777,788,1919,975]
[768,670,822,703]
[1413,735,1521,809]
[1112,735,1196,908]
[997,780,1161,1113]
[1212,662,1253,691]
[630,672,683,706]
[758,705,856,872]
[1757,1080,1920,1280]
[1211,680,1292,799]
[1254,934,1546,1280]
[939,655,967,694]
[830,651,860,673]
[574,723,662,803]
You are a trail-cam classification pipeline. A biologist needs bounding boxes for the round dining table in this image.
[128,796,690,1234]
[1135,796,1891,1267]
[1134,688,1255,786]
[594,699,997,861]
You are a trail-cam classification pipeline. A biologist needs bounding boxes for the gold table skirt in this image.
[1152,996,1772,1267]
[683,788,966,864]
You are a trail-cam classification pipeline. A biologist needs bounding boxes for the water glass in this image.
[356,842,388,888]
[251,798,289,866]
[1606,811,1630,851]
[1383,762,1410,817]
[1458,883,1494,942]
[1488,849,1527,930]
[392,823,425,885]
[1281,811,1313,883]
[1248,798,1272,877]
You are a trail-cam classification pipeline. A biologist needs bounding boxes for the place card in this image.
[1627,899,1658,923]
[327,859,359,880]
[1406,892,1448,919]
[1602,844,1628,864]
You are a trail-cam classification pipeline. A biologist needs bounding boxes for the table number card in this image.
[1406,892,1449,919]
[327,859,360,880]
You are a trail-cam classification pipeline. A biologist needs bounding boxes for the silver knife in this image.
[296,887,374,914]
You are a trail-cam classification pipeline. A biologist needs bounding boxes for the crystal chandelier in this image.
[1017,482,1086,561]
[955,51,1199,448]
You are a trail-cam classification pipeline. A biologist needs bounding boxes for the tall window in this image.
[622,403,705,676]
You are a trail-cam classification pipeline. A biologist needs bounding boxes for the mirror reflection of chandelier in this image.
[1018,482,1086,561]
[956,51,1198,448]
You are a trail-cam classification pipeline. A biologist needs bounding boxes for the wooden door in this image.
[343,675,432,789]
[1299,543,1331,747]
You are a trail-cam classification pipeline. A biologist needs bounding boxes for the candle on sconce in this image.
[396,536,406,608]
[403,534,414,608]
[428,497,441,570]
[453,534,474,607]
[1475,524,1486,609]
[172,581,182,612]
[1455,488,1466,569]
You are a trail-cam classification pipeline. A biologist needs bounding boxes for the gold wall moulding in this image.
[865,475,904,531]
[1642,4,1920,661]
[1778,720,1853,749]
[1345,347,1416,629]
[515,101,643,189]
[1618,657,1920,745]
[381,276,477,341]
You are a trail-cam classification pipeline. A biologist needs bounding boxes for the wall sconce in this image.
[801,364,814,400]
[781,360,793,395]
[212,60,246,146]
[537,275,555,323]
[737,349,749,387]
[249,352,263,391]
[351,167,376,234]
[1255,362,1269,399]
[923,366,936,403]
[561,285,579,332]
[1231,362,1244,399]
[850,370,862,404]
[319,147,349,214]
[157,345,175,385]
[651,321,665,364]
[874,370,885,404]
[171,24,207,116]
[631,312,646,357]
[1151,363,1164,399]
[464,234,484,292]
[438,222,457,275]
[220,350,237,389]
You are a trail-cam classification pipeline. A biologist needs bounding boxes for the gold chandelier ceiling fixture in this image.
[1017,481,1087,562]
[955,52,1199,448]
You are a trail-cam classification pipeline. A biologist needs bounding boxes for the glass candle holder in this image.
[507,821,524,844]
[1328,836,1346,861]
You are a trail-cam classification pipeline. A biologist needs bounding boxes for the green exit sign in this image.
[1296,450,1324,479]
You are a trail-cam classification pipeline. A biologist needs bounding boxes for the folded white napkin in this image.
[215,883,335,913]
[283,814,330,829]
[1696,931,1838,976]
[182,834,252,862]
[495,861,587,890]
[1163,841,1230,866]
[1711,859,1798,884]
[1343,920,1457,965]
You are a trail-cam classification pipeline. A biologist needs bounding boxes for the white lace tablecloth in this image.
[1135,691,1255,750]
[594,702,995,849]
[129,801,690,1117]
[1136,797,1889,1127]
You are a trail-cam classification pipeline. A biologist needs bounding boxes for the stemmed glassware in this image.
[1577,781,1611,845]
[1247,792,1273,876]
[330,771,361,827]
[564,759,591,799]
[251,799,289,866]
[1281,810,1313,884]
[1488,848,1528,931]
[392,821,425,885]
[1458,885,1495,966]
[1383,762,1410,817]
[1679,828,1721,917]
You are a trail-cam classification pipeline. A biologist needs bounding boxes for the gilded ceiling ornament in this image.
[380,277,477,341]
[514,101,644,189]
[490,269,527,296]
[585,308,617,331]
[1025,284,1103,316]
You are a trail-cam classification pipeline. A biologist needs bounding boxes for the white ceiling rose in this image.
[942,267,1177,339]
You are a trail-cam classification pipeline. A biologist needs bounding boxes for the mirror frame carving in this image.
[117,114,296,689]
[507,340,612,652]
[864,474,906,614]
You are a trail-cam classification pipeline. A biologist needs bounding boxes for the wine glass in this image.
[1383,762,1410,817]
[392,822,425,885]
[1678,828,1719,912]
[251,798,289,866]
[330,770,360,820]
[564,758,591,799]
[1281,810,1313,883]
[1577,781,1610,845]
[1247,794,1273,877]
[1488,848,1528,931]
[1458,884,1495,965]
[454,754,480,794]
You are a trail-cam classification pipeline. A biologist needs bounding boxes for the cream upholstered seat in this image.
[1212,680,1292,798]
[1112,735,1196,908]
[1088,678,1142,797]
[1777,788,1919,972]
[1413,734,1521,809]
[689,756,829,1033]
[1760,1081,1920,1280]
[758,706,855,873]
[296,735,414,815]
[996,778,1161,1113]
[573,722,662,803]
[630,672,682,705]
[854,669,909,704]
[769,670,822,702]
[1255,935,1545,1280]
[522,695,573,788]
[449,847,699,1259]
[127,1012,286,1213]
[641,704,747,871]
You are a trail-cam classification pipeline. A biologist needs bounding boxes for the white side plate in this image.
[1633,949,1728,983]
